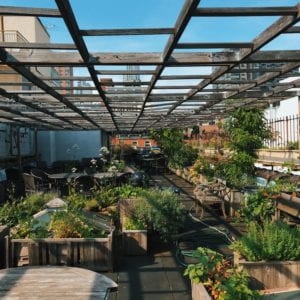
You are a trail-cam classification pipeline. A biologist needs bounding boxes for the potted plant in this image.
[230,221,300,290]
[184,247,261,300]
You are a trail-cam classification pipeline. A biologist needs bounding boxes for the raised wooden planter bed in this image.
[123,230,147,256]
[191,282,212,300]
[5,230,114,272]
[234,253,300,290]
[0,226,9,269]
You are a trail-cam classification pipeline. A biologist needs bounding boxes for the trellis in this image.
[0,1,299,133]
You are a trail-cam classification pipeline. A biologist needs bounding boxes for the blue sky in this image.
[2,0,299,85]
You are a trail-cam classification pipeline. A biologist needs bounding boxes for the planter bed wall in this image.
[191,282,212,300]
[6,231,114,272]
[120,199,148,256]
[234,253,300,290]
[0,226,9,269]
[123,230,147,256]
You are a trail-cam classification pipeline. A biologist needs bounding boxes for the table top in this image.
[0,266,117,299]
[48,172,125,180]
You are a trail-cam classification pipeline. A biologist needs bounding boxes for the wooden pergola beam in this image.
[80,28,175,36]
[5,50,299,66]
[0,48,100,129]
[55,0,118,131]
[176,42,254,49]
[0,6,61,17]
[0,42,77,50]
[193,7,298,17]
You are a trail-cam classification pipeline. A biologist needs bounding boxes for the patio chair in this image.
[31,168,53,190]
[22,173,50,195]
[74,175,95,195]
[193,182,227,219]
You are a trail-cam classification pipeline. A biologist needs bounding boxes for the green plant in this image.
[133,188,185,240]
[84,198,99,212]
[184,247,261,300]
[230,221,300,261]
[0,193,58,227]
[151,128,198,169]
[286,141,298,150]
[49,211,106,238]
[243,189,276,224]
[93,186,118,209]
[193,157,215,180]
[214,107,271,189]
[124,216,146,230]
[11,218,49,239]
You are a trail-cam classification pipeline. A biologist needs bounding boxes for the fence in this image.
[265,115,299,149]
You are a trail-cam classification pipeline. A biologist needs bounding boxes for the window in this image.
[144,141,151,147]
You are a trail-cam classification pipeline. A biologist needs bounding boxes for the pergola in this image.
[0,1,299,133]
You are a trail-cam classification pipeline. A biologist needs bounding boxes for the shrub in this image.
[49,211,105,238]
[214,107,271,189]
[124,216,146,230]
[134,188,185,240]
[184,247,261,300]
[230,221,300,261]
[0,193,58,227]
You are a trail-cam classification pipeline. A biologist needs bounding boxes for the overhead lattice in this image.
[0,1,299,132]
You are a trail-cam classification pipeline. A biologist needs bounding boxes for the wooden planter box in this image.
[191,282,212,300]
[123,230,147,256]
[0,226,9,269]
[234,252,300,290]
[5,230,114,272]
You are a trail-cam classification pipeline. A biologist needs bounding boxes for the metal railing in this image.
[0,30,28,43]
[266,114,299,149]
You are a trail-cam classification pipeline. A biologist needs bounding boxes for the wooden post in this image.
[34,128,38,162]
[5,235,11,268]
[16,127,22,171]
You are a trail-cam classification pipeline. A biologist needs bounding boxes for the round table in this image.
[0,266,117,299]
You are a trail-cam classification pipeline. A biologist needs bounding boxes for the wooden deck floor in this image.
[108,173,244,300]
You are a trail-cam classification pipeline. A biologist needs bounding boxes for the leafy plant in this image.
[243,189,276,224]
[184,247,261,300]
[151,128,198,169]
[124,216,146,230]
[133,188,185,240]
[0,193,58,227]
[11,218,49,239]
[49,211,106,238]
[286,141,298,150]
[230,221,300,261]
[214,107,271,189]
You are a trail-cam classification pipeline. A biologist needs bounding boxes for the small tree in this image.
[216,107,271,188]
[151,128,198,169]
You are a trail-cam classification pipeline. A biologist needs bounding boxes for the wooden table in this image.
[0,266,117,299]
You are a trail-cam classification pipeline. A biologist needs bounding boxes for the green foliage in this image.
[151,128,198,168]
[214,107,271,189]
[115,184,145,199]
[287,141,298,150]
[193,157,215,180]
[225,107,271,156]
[230,221,300,262]
[66,193,88,210]
[184,247,261,300]
[84,199,99,212]
[124,216,146,230]
[0,193,57,227]
[49,211,106,238]
[11,218,49,239]
[133,188,186,240]
[93,186,118,209]
[243,189,276,224]
[215,152,256,189]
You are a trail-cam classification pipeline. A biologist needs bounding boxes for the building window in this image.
[144,141,151,148]
[132,141,138,146]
